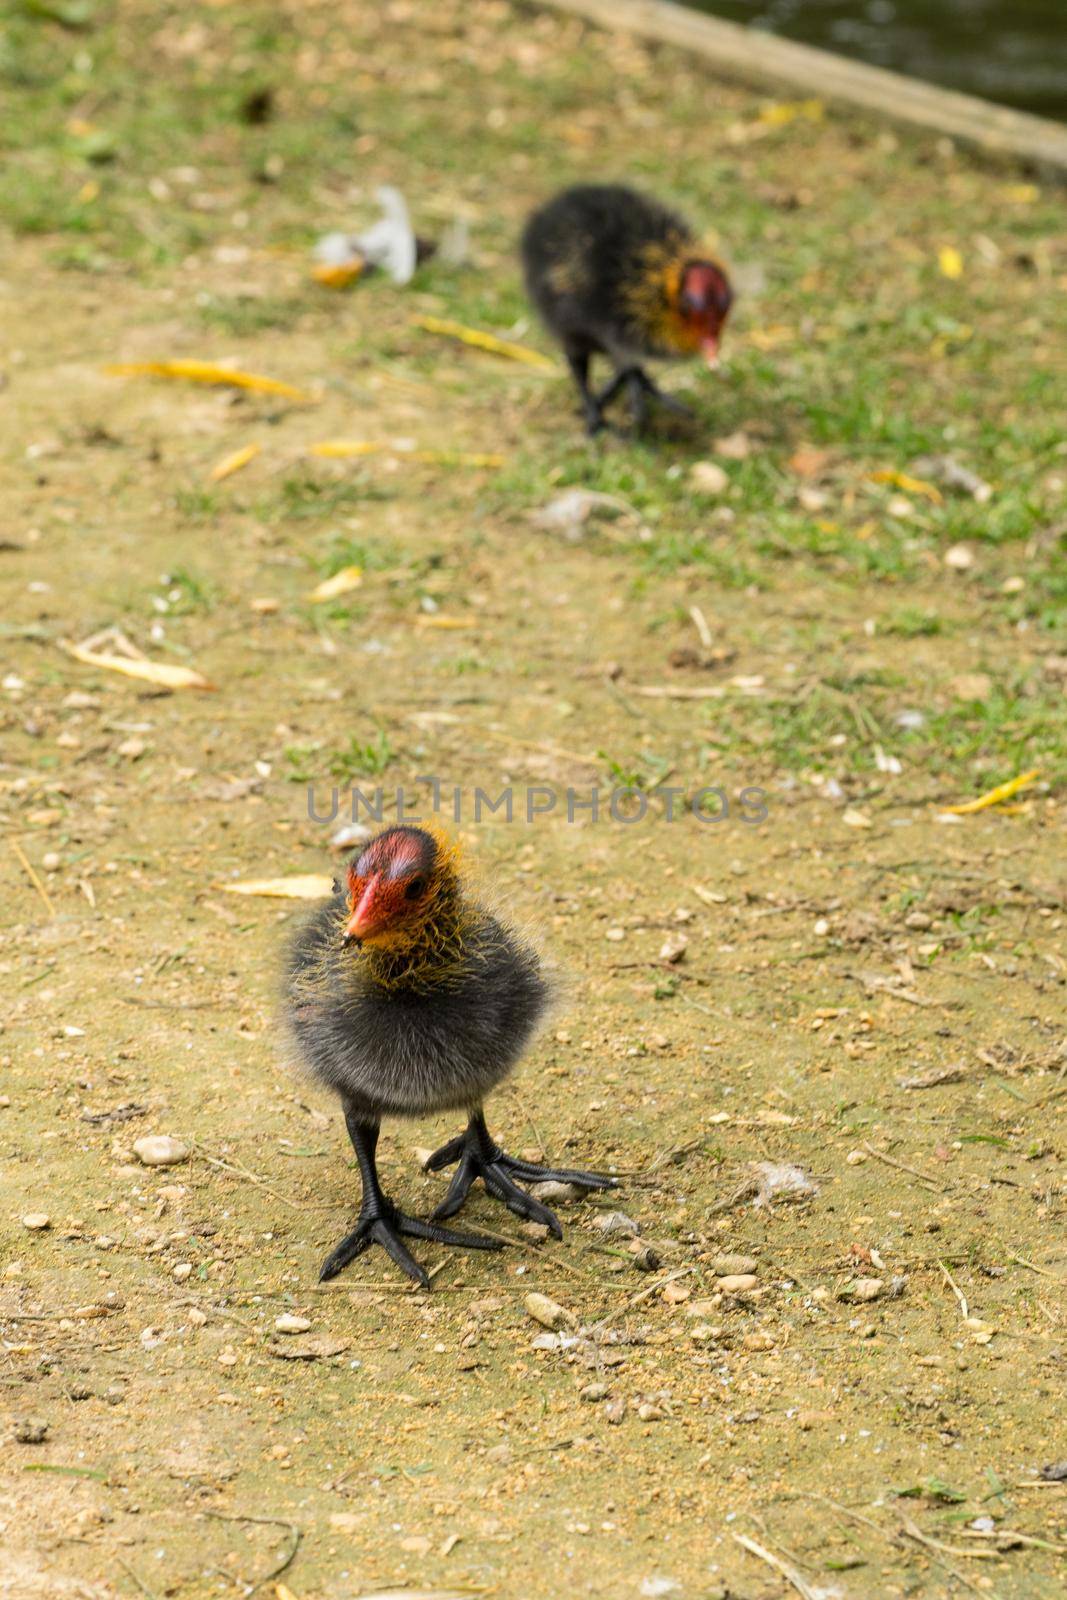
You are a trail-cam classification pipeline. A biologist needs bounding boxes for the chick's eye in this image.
[404,875,427,901]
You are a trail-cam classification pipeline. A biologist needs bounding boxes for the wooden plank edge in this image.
[537,0,1067,179]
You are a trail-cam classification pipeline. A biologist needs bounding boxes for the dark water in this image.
[691,1,1067,119]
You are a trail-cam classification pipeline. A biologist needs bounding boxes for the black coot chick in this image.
[285,824,615,1286]
[522,182,732,433]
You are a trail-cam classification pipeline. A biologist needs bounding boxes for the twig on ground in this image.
[707,1175,761,1215]
[898,1514,1000,1597]
[961,1528,1067,1555]
[614,1137,703,1180]
[862,1140,945,1191]
[588,1266,696,1336]
[177,1298,263,1334]
[441,1220,598,1282]
[939,1259,969,1319]
[201,1511,301,1593]
[114,1555,161,1600]
[1010,1254,1064,1282]
[797,1492,886,1538]
[675,988,717,1018]
[196,1146,328,1212]
[689,604,713,649]
[10,839,56,918]
[732,1532,821,1600]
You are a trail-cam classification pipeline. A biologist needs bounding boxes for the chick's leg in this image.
[632,368,695,420]
[427,1108,616,1239]
[319,1104,501,1288]
[598,364,695,432]
[565,346,605,436]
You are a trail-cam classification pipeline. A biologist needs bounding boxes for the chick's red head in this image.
[677,260,733,366]
[343,824,447,946]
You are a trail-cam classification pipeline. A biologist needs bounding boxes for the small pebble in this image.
[579,1382,609,1403]
[596,1212,640,1238]
[690,460,729,495]
[742,1330,776,1351]
[604,1396,627,1425]
[685,1298,721,1318]
[658,933,687,964]
[852,1277,884,1302]
[330,822,373,850]
[14,1418,49,1444]
[637,1402,665,1422]
[22,1213,51,1231]
[528,1180,583,1203]
[714,430,752,460]
[171,1262,193,1282]
[797,1409,832,1430]
[133,1135,189,1168]
[524,1292,573,1331]
[275,1314,312,1334]
[944,542,975,570]
[718,1273,758,1294]
[711,1253,757,1277]
[631,1246,662,1273]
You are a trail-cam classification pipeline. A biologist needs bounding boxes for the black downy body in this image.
[522,182,708,432]
[284,826,615,1286]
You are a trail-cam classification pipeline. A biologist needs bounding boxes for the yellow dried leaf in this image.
[868,469,943,504]
[308,440,386,459]
[62,641,213,692]
[307,566,363,603]
[412,315,557,371]
[221,875,334,900]
[409,449,504,468]
[106,360,311,401]
[938,246,964,280]
[941,769,1040,816]
[77,180,100,204]
[758,98,824,127]
[1001,184,1039,204]
[312,260,365,288]
[308,440,504,468]
[746,325,794,350]
[210,443,260,482]
[414,615,475,630]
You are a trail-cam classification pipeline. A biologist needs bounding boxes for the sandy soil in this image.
[1,2,1064,1597]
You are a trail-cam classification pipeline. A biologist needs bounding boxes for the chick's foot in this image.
[427,1110,616,1238]
[319,1198,501,1288]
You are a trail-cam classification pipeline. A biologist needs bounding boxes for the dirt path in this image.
[1,3,1064,1597]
